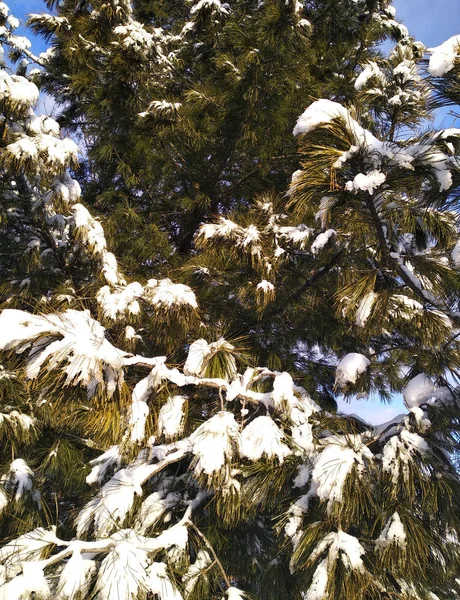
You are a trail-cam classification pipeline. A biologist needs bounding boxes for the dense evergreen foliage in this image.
[0,0,460,598]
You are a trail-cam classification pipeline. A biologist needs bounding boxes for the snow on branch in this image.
[0,309,127,398]
[96,278,198,321]
[293,99,460,193]
[428,35,460,77]
[190,0,230,17]
[335,353,370,388]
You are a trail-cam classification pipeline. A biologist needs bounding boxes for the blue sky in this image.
[394,0,460,47]
[7,0,48,55]
[6,0,460,424]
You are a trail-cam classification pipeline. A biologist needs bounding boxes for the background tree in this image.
[24,0,415,401]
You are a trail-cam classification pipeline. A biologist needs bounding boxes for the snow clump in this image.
[403,373,454,408]
[376,512,407,548]
[335,353,370,386]
[428,35,460,76]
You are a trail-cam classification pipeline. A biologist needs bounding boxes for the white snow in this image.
[240,224,260,247]
[291,420,314,455]
[144,100,182,115]
[335,353,370,386]
[332,145,359,169]
[293,464,311,488]
[345,170,386,195]
[113,21,155,51]
[452,240,460,267]
[0,410,34,433]
[76,460,161,537]
[96,283,143,320]
[311,229,336,255]
[305,558,328,600]
[184,338,235,379]
[388,94,402,106]
[0,562,50,600]
[428,35,460,76]
[190,0,229,15]
[36,116,60,136]
[256,280,275,293]
[140,356,188,389]
[182,550,211,596]
[147,562,183,600]
[272,372,296,409]
[277,224,313,247]
[403,373,454,408]
[6,458,33,501]
[372,414,406,439]
[135,490,180,534]
[376,512,406,548]
[86,446,120,486]
[293,99,430,180]
[382,429,430,483]
[101,252,120,286]
[142,278,197,309]
[125,325,141,341]
[240,416,291,463]
[6,137,38,161]
[57,551,96,600]
[0,309,126,398]
[285,494,310,548]
[158,396,187,439]
[409,406,431,432]
[311,435,372,509]
[293,99,352,137]
[0,489,7,514]
[226,588,246,599]
[385,5,397,18]
[309,530,365,572]
[184,339,212,376]
[94,540,148,600]
[0,527,59,580]
[9,35,31,51]
[315,196,336,228]
[72,204,107,254]
[145,523,188,553]
[191,411,239,476]
[36,134,79,168]
[198,217,239,240]
[355,61,385,91]
[355,292,377,327]
[438,128,460,139]
[198,218,263,256]
[393,61,417,83]
[128,376,151,444]
[429,153,454,191]
[389,294,424,320]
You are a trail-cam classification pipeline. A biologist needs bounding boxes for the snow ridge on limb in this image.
[292,98,460,192]
[428,35,460,77]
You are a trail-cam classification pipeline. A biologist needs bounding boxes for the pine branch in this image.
[189,522,231,589]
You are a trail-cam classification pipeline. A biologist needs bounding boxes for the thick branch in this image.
[364,192,451,312]
[233,248,344,337]
[268,248,344,319]
[189,523,231,589]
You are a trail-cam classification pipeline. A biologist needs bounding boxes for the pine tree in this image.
[1,1,460,599]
